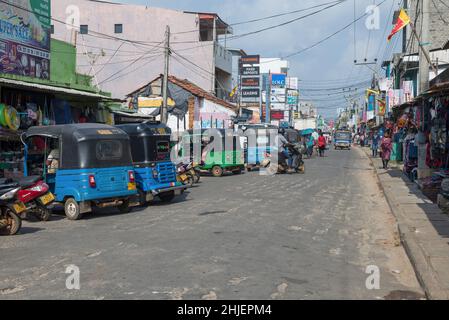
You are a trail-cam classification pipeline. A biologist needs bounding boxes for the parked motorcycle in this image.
[0,184,25,236]
[191,162,203,183]
[176,163,195,187]
[15,176,54,221]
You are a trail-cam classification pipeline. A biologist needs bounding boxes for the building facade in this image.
[51,0,233,99]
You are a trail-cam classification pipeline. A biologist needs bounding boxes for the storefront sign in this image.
[0,0,51,79]
[241,66,260,76]
[241,88,260,98]
[271,73,286,88]
[241,77,260,87]
[240,55,260,65]
[271,110,285,120]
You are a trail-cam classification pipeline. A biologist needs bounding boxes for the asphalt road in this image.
[0,146,425,299]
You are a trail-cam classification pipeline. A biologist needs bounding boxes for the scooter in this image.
[0,184,25,236]
[261,144,305,175]
[15,176,54,221]
[1,176,54,221]
[177,163,195,187]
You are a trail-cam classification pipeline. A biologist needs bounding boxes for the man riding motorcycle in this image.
[276,128,292,170]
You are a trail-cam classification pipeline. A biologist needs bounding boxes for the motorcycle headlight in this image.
[0,187,20,200]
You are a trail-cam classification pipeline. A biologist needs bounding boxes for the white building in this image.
[51,0,233,99]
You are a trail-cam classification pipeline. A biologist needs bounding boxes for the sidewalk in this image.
[361,147,449,299]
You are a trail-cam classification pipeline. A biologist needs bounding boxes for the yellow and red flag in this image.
[388,9,410,41]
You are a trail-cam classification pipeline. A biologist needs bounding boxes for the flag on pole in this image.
[230,85,238,97]
[387,9,410,41]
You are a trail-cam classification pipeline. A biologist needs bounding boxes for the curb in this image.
[359,147,449,300]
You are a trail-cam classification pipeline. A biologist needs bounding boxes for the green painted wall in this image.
[0,39,110,97]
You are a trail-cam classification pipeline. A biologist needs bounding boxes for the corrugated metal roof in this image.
[0,78,112,100]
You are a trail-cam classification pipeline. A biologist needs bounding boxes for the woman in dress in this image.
[380,133,393,169]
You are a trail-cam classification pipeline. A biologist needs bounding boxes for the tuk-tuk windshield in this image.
[129,135,171,163]
[78,139,133,168]
[335,132,351,140]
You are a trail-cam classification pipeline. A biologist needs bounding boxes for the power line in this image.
[278,0,389,60]
[171,0,346,35]
[224,0,348,41]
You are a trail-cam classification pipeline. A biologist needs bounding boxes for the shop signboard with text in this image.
[0,0,51,79]
[271,73,286,88]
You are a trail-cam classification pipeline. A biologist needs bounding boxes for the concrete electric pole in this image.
[161,25,171,124]
[418,0,430,94]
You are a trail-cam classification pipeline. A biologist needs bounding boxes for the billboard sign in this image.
[286,77,298,90]
[241,88,260,98]
[240,55,260,65]
[271,110,285,120]
[241,77,260,87]
[0,0,51,79]
[271,73,286,88]
[241,66,260,76]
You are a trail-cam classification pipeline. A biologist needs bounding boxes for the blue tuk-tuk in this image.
[238,123,278,171]
[334,130,352,150]
[22,124,138,220]
[116,122,185,205]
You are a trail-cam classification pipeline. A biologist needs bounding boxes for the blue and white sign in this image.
[271,74,286,88]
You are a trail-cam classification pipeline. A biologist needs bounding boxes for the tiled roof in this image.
[167,76,237,111]
[128,75,237,112]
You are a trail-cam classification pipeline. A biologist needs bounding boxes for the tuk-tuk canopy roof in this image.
[116,122,172,137]
[24,123,129,142]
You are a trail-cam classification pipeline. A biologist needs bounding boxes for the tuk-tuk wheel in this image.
[64,198,83,220]
[212,166,223,177]
[232,168,242,175]
[159,191,175,203]
[118,200,131,214]
[138,189,147,207]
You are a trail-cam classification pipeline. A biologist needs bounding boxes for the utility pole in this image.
[418,0,430,94]
[161,25,170,124]
[211,18,217,95]
[265,72,271,124]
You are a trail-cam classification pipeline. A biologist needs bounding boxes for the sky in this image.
[120,0,402,118]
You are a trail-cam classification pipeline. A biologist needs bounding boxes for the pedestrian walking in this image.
[371,132,379,157]
[318,132,326,157]
[306,135,315,158]
[380,133,393,169]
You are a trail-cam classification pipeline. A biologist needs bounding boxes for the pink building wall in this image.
[51,0,216,98]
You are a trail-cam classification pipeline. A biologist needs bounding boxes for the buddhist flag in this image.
[388,9,410,41]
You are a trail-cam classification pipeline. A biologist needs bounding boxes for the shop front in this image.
[0,79,113,179]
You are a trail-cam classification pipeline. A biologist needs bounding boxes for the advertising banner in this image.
[241,77,260,87]
[0,0,51,79]
[271,110,284,120]
[286,77,298,90]
[241,66,260,76]
[271,73,286,88]
[241,88,260,98]
[240,55,260,65]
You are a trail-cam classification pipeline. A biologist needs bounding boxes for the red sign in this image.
[241,77,260,87]
[271,110,284,120]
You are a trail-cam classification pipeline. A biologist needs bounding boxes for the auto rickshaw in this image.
[21,124,138,220]
[116,122,186,205]
[237,123,277,171]
[334,130,352,150]
[180,129,245,177]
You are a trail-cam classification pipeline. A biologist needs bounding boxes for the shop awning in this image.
[0,78,113,101]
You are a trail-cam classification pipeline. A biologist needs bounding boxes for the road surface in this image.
[0,147,424,299]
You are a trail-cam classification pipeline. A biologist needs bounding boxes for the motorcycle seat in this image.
[13,175,42,188]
